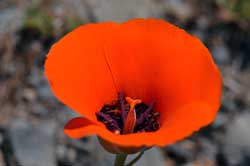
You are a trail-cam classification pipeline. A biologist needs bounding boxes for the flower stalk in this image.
[126,151,145,166]
[114,154,127,166]
[114,150,145,166]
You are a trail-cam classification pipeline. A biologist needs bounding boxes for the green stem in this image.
[125,151,144,166]
[114,154,127,166]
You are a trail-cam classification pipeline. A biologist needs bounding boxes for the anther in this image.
[96,93,160,135]
[96,112,120,131]
[136,101,155,125]
[118,93,127,123]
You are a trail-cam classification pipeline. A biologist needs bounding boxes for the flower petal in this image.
[45,22,119,121]
[105,18,222,123]
[65,102,216,148]
[64,117,103,139]
[64,117,144,154]
[49,18,222,149]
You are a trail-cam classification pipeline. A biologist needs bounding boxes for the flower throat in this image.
[96,93,160,135]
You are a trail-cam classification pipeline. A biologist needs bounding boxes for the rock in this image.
[16,88,37,103]
[197,138,217,162]
[27,67,58,104]
[0,7,23,41]
[189,155,216,166]
[0,151,5,166]
[163,0,194,21]
[191,30,205,42]
[56,135,114,166]
[88,137,114,166]
[30,102,49,116]
[131,147,166,166]
[164,140,196,164]
[211,43,230,65]
[36,84,57,103]
[9,119,57,166]
[0,133,3,146]
[223,113,250,165]
[26,67,44,87]
[84,0,164,22]
[212,112,229,128]
[196,16,210,30]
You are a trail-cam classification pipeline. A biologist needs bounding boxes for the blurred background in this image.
[0,0,250,166]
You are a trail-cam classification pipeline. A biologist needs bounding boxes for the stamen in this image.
[136,101,155,125]
[96,93,160,135]
[106,109,120,116]
[96,112,120,132]
[118,93,127,123]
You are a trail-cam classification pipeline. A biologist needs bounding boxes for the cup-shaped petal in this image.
[45,18,222,153]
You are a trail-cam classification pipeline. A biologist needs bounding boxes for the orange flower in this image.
[45,18,222,154]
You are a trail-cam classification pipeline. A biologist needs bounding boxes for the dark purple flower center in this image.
[96,93,160,135]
